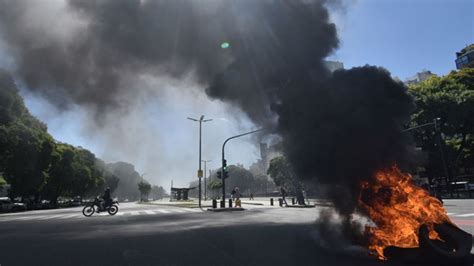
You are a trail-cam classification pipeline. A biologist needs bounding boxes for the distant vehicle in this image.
[0,197,26,212]
[450,181,474,192]
[72,196,82,207]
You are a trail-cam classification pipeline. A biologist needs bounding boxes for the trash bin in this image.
[220,200,225,208]
[270,198,274,206]
[279,198,283,207]
[212,199,217,209]
[228,199,233,208]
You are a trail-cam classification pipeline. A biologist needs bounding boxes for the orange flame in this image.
[358,166,451,260]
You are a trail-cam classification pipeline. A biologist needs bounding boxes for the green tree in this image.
[409,68,474,184]
[138,180,152,201]
[0,69,138,203]
[267,156,306,204]
[267,156,294,187]
[208,179,222,199]
[150,185,166,200]
[43,144,105,203]
[0,70,56,199]
[104,174,120,193]
[107,162,142,201]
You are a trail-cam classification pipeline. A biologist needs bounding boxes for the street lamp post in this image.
[221,128,265,206]
[202,160,212,201]
[188,115,212,208]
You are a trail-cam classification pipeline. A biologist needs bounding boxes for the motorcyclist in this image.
[100,187,112,211]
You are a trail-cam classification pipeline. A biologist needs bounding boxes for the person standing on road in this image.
[250,192,254,200]
[235,187,240,200]
[280,187,288,206]
[231,188,236,201]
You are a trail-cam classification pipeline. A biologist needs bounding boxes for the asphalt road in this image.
[0,199,472,266]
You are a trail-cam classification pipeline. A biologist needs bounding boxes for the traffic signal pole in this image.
[221,128,265,206]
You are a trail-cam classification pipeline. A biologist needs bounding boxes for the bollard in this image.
[228,199,233,208]
[220,200,225,208]
[279,198,283,207]
[292,197,295,205]
[270,198,274,206]
[212,199,217,209]
[235,199,241,208]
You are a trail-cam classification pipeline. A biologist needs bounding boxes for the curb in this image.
[207,208,246,212]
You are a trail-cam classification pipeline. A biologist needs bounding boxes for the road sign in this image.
[197,169,203,178]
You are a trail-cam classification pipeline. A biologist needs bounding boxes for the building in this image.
[404,70,436,85]
[455,44,474,69]
[324,60,344,72]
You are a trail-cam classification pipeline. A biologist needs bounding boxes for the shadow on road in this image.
[0,214,472,266]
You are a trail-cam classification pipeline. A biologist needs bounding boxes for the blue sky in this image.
[331,0,473,80]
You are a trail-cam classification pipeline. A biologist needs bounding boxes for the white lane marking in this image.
[447,212,457,216]
[144,210,155,215]
[182,208,201,212]
[58,214,80,219]
[157,209,170,214]
[130,211,140,215]
[455,213,474,217]
[37,214,65,220]
[0,216,36,221]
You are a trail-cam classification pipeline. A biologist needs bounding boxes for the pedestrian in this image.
[235,187,240,200]
[231,188,236,201]
[250,192,254,200]
[280,187,288,206]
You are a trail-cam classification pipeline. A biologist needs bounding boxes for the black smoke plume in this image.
[0,0,416,240]
[0,0,337,120]
[275,66,416,215]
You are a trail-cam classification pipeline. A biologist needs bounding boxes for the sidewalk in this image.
[140,197,332,208]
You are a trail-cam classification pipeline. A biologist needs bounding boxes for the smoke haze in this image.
[0,0,417,239]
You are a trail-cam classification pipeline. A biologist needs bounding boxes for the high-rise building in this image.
[404,70,436,85]
[455,44,474,69]
[324,60,344,72]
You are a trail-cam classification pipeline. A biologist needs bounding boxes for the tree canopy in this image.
[409,68,474,181]
[0,69,137,203]
[138,180,152,201]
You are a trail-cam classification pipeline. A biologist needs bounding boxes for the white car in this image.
[0,197,26,212]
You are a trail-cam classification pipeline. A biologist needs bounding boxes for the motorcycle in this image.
[82,197,119,217]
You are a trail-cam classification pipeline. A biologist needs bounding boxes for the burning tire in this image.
[384,222,472,264]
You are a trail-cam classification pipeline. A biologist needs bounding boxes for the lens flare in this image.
[221,42,230,49]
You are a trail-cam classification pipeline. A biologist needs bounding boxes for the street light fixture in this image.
[202,160,212,200]
[188,115,212,208]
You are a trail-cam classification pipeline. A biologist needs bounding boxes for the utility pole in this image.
[433,118,452,197]
[188,115,212,208]
[208,169,211,200]
[221,128,265,206]
[202,160,212,201]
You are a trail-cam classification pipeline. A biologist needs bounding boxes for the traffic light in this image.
[222,159,227,171]
[217,171,222,179]
[223,170,229,179]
